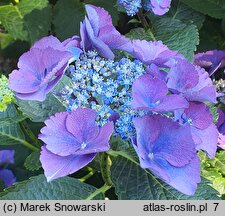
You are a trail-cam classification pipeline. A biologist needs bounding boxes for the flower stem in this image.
[137,10,156,41]
[86,184,112,200]
[100,152,113,186]
[137,10,150,30]
[79,170,95,182]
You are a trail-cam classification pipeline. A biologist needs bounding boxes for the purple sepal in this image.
[0,169,16,187]
[128,40,183,67]
[133,114,200,195]
[194,50,225,75]
[62,36,81,49]
[80,4,132,59]
[39,107,114,181]
[131,74,189,112]
[218,133,225,150]
[146,64,167,81]
[150,0,172,16]
[167,59,217,103]
[0,150,15,166]
[217,109,225,134]
[0,150,16,187]
[40,146,96,182]
[9,36,72,101]
[175,102,218,158]
[191,124,218,158]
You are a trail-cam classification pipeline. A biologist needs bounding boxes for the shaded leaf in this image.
[167,0,205,29]
[0,33,14,49]
[0,175,104,200]
[16,94,65,123]
[24,151,41,171]
[152,17,199,61]
[53,0,85,41]
[0,0,51,43]
[127,28,155,41]
[15,76,70,122]
[181,0,225,19]
[109,139,220,200]
[0,104,26,146]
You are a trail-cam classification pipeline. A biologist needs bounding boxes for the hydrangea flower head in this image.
[39,107,114,181]
[167,59,217,103]
[133,114,200,195]
[60,51,146,139]
[194,50,225,75]
[9,36,73,101]
[131,74,188,112]
[0,75,15,112]
[81,4,132,59]
[175,102,218,158]
[0,150,16,187]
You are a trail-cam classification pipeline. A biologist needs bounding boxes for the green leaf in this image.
[53,0,119,41]
[216,151,225,174]
[16,94,65,122]
[0,33,14,49]
[197,17,225,52]
[207,104,219,124]
[0,104,26,145]
[0,175,104,200]
[167,0,205,29]
[109,141,220,200]
[24,151,41,171]
[15,76,72,122]
[127,17,199,61]
[111,156,220,200]
[181,0,225,19]
[0,181,4,192]
[199,151,225,195]
[0,113,27,127]
[0,0,51,43]
[23,5,52,44]
[16,76,72,122]
[152,17,199,61]
[53,0,85,41]
[127,28,155,41]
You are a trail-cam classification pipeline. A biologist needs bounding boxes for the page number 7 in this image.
[213,203,219,211]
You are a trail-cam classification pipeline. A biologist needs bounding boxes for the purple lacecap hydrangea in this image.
[194,50,225,75]
[8,36,79,102]
[80,4,132,59]
[132,114,201,195]
[39,107,114,181]
[0,150,16,187]
[167,59,217,103]
[131,74,189,112]
[175,102,218,158]
[8,4,220,196]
